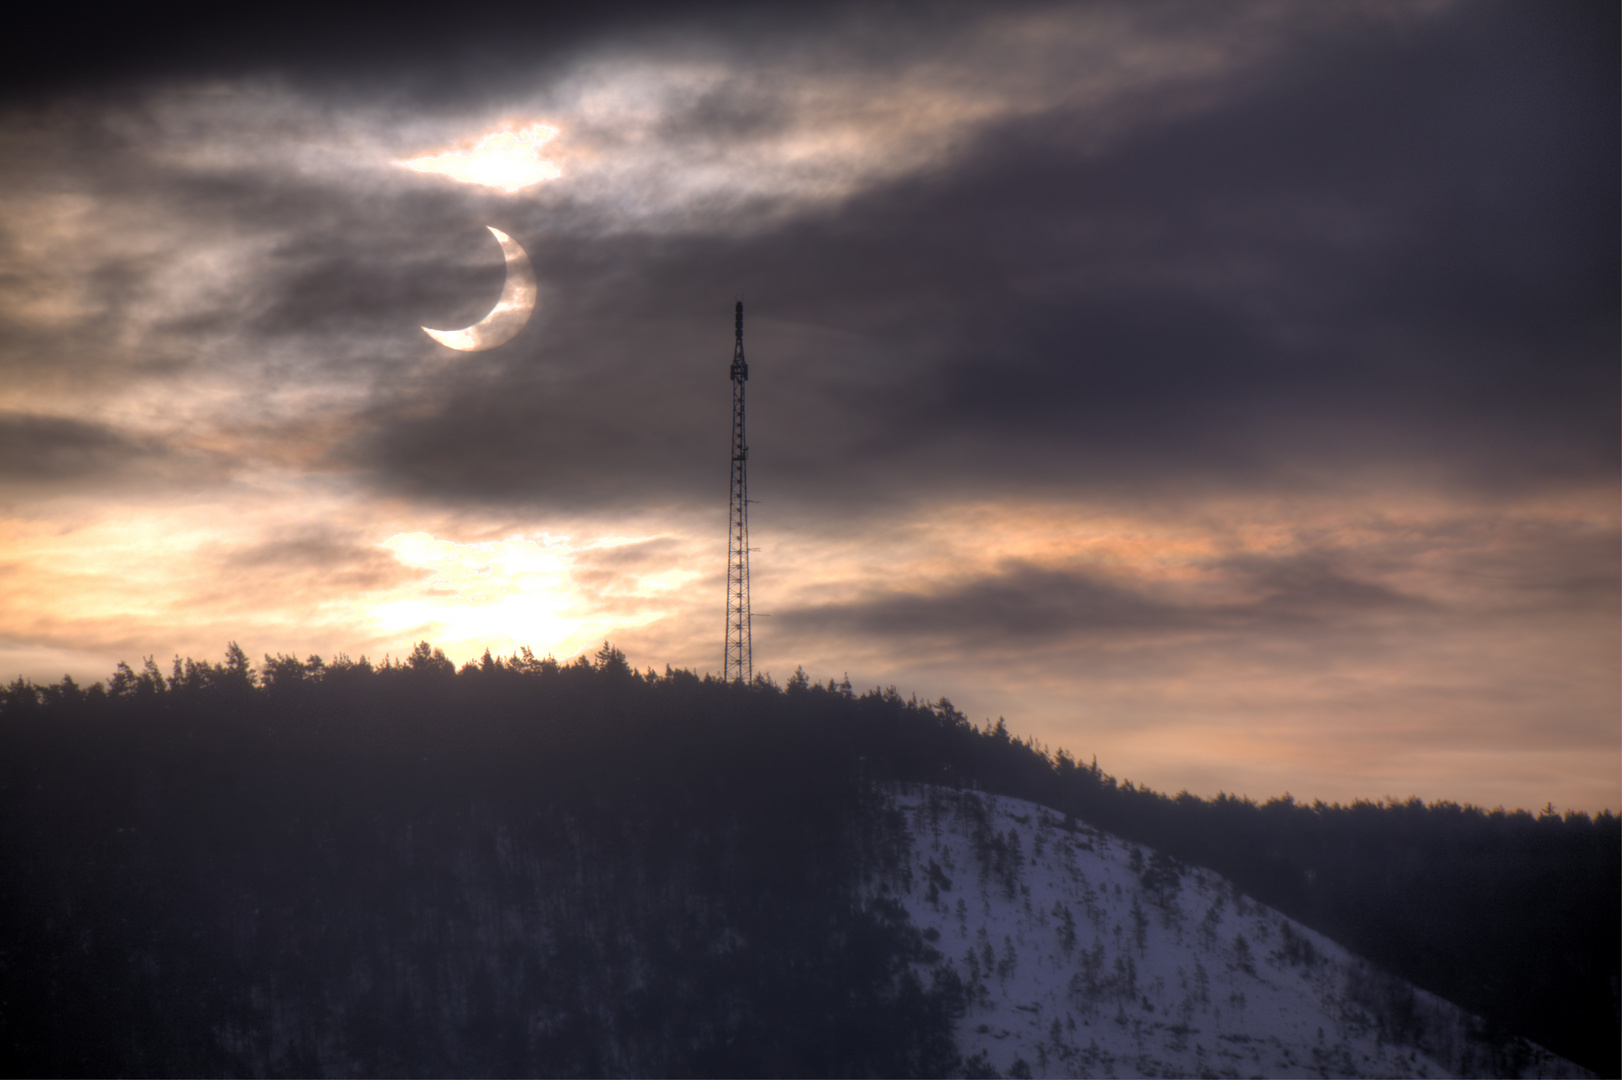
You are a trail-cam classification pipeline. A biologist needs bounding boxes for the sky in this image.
[0,0,1615,812]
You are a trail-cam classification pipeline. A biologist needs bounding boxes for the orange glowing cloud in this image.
[373,530,703,667]
[395,124,562,192]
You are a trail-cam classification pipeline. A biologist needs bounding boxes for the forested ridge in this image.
[1,643,1615,1076]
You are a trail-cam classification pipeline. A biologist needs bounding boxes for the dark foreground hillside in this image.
[0,644,1616,1076]
[0,646,959,1076]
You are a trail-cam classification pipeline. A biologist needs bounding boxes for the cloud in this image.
[0,0,1614,811]
[0,411,234,499]
[1213,552,1436,623]
[0,412,156,484]
[223,527,426,592]
[275,1,1598,516]
[781,563,1190,644]
[3,2,1606,523]
[774,547,1440,655]
[396,125,561,193]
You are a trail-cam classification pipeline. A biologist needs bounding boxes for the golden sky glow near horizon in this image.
[1,479,1611,812]
[0,2,1614,816]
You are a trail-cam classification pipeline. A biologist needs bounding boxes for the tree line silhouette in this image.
[0,643,1615,1076]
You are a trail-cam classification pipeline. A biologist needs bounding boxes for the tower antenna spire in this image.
[724,301,752,683]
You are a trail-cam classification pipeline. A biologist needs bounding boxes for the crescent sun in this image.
[422,226,537,351]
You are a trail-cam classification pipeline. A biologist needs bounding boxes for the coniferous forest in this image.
[1,643,1615,1077]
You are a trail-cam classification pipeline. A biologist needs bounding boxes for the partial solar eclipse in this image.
[422,227,537,352]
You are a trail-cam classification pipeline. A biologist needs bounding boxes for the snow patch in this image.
[876,785,1591,1080]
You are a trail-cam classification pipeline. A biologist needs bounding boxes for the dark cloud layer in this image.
[777,552,1435,652]
[781,563,1191,644]
[0,412,194,493]
[1,1,734,101]
[221,527,424,591]
[5,3,1610,517]
[298,0,1618,515]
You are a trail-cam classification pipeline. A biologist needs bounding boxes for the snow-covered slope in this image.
[877,785,1590,1080]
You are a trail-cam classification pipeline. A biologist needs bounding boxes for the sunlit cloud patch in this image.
[395,124,562,192]
[372,530,707,666]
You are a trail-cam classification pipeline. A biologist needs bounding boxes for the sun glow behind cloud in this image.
[0,467,1611,810]
[395,124,562,192]
[373,530,702,666]
[376,530,583,656]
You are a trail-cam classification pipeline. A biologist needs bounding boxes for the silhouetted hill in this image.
[0,643,1615,1076]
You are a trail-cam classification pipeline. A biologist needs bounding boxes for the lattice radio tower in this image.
[723,301,752,683]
